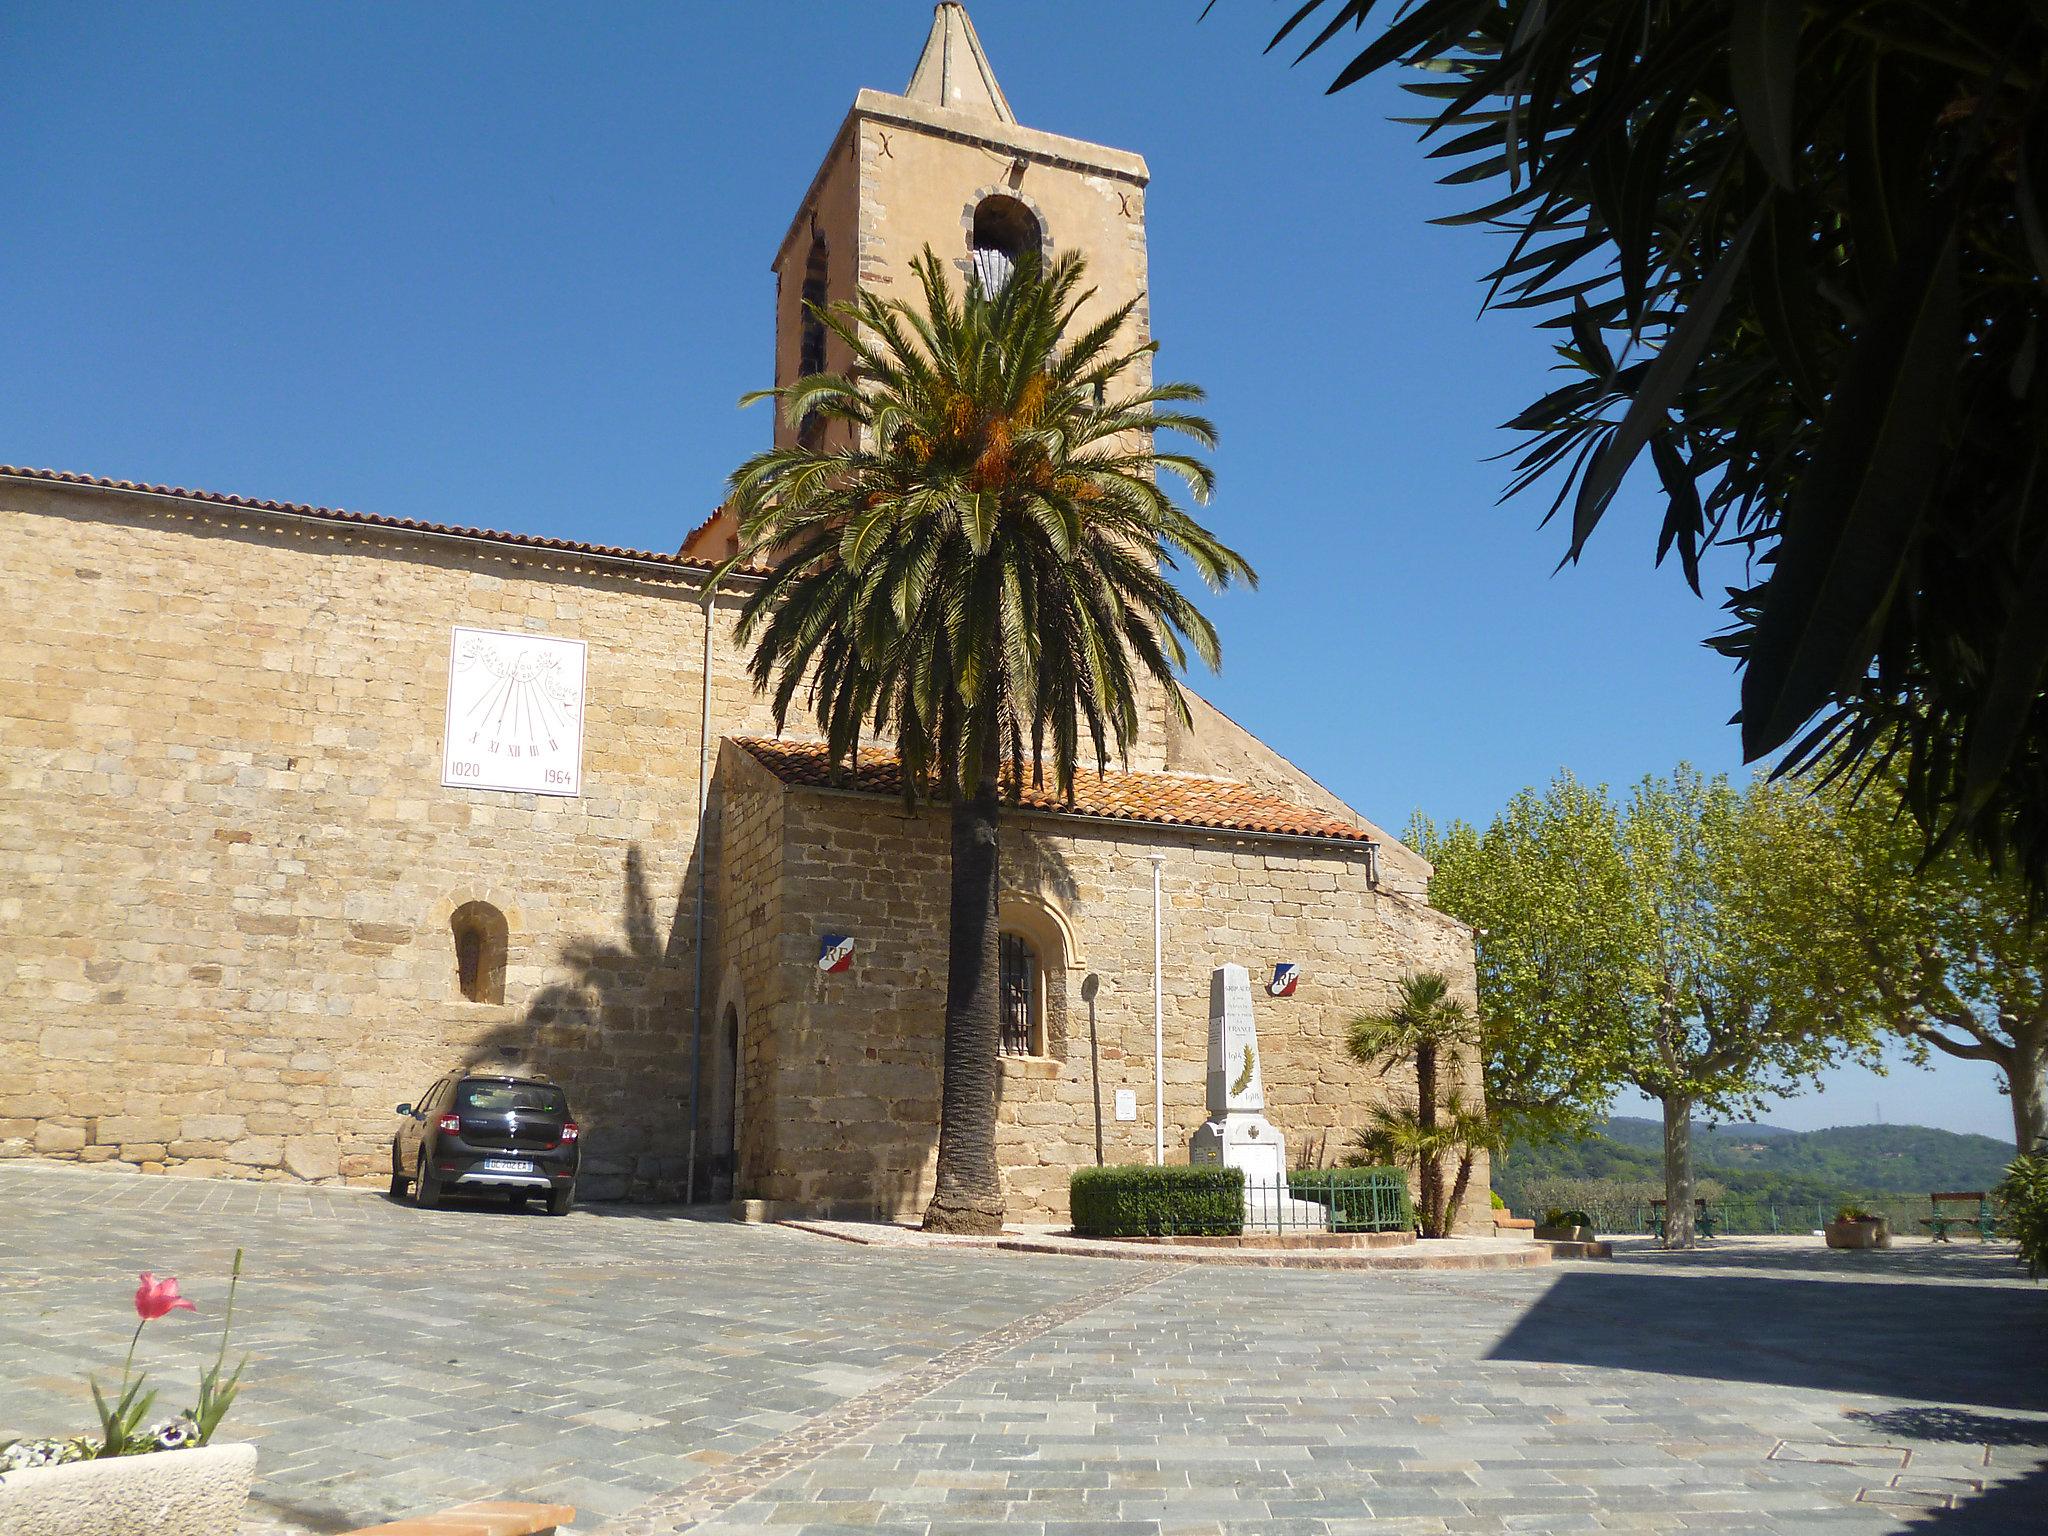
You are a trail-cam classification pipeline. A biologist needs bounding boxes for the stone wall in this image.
[716,760,1489,1232]
[0,481,787,1197]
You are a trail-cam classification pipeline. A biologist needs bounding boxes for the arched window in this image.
[999,931,1042,1057]
[450,901,508,1005]
[971,195,1041,292]
[797,232,830,449]
[798,233,829,376]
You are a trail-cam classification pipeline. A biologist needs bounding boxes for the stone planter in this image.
[1824,1217,1891,1250]
[0,1443,256,1536]
[1534,1223,1597,1244]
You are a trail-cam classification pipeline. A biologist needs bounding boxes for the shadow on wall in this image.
[466,843,708,1203]
[1488,1269,2048,1414]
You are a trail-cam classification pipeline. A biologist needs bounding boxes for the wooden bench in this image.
[1647,1198,1718,1240]
[1921,1191,1997,1242]
[341,1500,575,1536]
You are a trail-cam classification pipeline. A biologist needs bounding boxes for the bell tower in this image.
[767,3,1153,449]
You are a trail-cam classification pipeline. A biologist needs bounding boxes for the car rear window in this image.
[457,1080,567,1114]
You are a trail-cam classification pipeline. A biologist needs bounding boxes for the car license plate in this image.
[482,1158,535,1174]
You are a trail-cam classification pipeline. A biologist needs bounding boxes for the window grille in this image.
[999,932,1036,1056]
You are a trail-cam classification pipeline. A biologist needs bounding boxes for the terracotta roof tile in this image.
[0,465,739,577]
[733,737,1377,846]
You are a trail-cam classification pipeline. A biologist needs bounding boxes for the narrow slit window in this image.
[798,232,830,449]
[451,901,508,1005]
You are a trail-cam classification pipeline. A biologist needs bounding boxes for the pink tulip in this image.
[134,1273,196,1322]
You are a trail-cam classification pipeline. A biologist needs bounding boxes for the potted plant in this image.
[0,1253,255,1536]
[1824,1205,1891,1250]
[1534,1207,1598,1243]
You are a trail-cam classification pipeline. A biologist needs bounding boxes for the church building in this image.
[0,5,1486,1228]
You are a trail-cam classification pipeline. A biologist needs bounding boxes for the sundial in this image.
[440,626,587,796]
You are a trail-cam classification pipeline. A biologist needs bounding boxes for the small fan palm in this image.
[722,248,1254,1232]
[1347,972,1480,1237]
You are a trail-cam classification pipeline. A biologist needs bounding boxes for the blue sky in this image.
[2,1,2011,1141]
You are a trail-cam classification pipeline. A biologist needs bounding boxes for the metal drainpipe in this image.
[1148,851,1166,1166]
[1082,973,1103,1166]
[686,588,714,1204]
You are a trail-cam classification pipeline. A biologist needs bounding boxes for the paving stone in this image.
[4,1163,2048,1536]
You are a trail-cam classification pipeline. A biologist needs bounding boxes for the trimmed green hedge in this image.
[1070,1164,1245,1237]
[1288,1166,1416,1233]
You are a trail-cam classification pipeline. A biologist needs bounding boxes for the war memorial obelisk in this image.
[1190,963,1329,1232]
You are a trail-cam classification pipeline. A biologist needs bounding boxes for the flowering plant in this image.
[0,1250,247,1479]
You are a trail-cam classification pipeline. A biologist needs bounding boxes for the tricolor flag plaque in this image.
[818,934,855,974]
[1268,962,1300,998]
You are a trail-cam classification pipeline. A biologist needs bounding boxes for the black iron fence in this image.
[1529,1194,1951,1238]
[1240,1168,1415,1234]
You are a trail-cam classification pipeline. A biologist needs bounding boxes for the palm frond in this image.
[721,246,1254,798]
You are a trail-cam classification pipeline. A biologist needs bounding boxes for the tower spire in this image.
[904,3,1016,123]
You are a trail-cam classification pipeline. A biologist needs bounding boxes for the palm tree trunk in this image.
[923,771,1006,1234]
[1445,1149,1476,1237]
[1416,1039,1443,1236]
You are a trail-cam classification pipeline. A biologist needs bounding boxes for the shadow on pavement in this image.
[1488,1270,2048,1412]
[376,1189,739,1223]
[1908,1468,2048,1530]
[1604,1236,2028,1283]
[1837,1409,2048,1529]
[1845,1406,2048,1447]
[575,1199,738,1223]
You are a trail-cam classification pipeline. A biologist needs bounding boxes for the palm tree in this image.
[1347,971,1481,1238]
[720,248,1254,1233]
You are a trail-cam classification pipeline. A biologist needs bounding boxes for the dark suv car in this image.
[390,1072,580,1214]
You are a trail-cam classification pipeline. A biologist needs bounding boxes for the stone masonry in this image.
[713,742,1488,1232]
[0,478,783,1199]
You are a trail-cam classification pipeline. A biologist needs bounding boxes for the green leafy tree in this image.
[721,250,1253,1232]
[1799,779,2048,1155]
[1612,768,1884,1245]
[1346,971,1484,1236]
[1423,766,1881,1246]
[1411,775,1636,1147]
[1237,2,2048,895]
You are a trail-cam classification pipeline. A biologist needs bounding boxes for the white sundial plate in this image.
[441,626,587,797]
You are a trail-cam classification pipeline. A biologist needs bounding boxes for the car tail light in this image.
[436,1112,461,1135]
[560,1121,580,1143]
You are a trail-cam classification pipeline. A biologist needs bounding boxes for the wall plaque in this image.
[441,626,587,797]
[1113,1088,1137,1123]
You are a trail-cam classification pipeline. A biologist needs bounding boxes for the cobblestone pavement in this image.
[3,1163,2046,1536]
